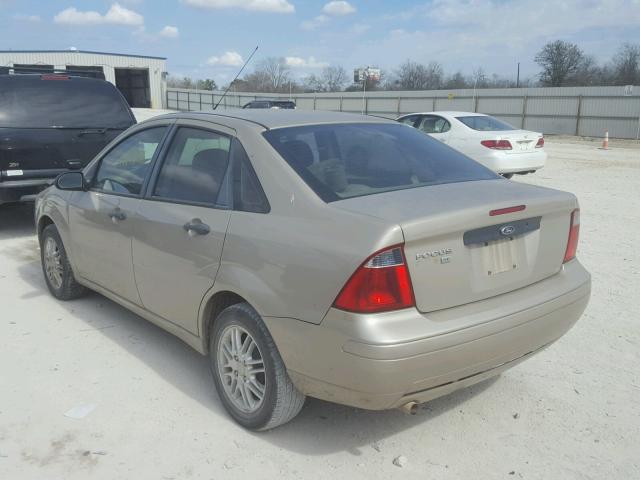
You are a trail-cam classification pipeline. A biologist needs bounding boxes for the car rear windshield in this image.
[263,123,498,202]
[456,115,515,131]
[0,76,134,129]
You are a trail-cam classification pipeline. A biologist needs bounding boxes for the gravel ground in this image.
[0,136,638,479]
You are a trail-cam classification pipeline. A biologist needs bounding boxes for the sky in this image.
[1,0,639,85]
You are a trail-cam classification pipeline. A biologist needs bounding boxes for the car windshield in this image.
[456,115,516,131]
[0,76,133,129]
[263,123,498,202]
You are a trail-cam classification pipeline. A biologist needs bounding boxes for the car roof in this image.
[0,73,107,84]
[149,109,394,130]
[398,111,487,118]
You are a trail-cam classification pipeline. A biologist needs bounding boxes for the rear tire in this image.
[210,302,305,430]
[40,224,88,300]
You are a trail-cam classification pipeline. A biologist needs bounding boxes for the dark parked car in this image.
[0,73,136,205]
[242,100,296,109]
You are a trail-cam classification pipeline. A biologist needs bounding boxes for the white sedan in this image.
[397,111,546,178]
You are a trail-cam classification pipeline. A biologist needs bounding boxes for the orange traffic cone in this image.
[601,130,609,150]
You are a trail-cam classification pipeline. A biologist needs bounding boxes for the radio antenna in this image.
[213,45,259,110]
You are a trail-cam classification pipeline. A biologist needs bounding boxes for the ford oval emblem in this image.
[500,225,516,236]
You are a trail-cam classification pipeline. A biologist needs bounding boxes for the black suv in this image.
[242,100,296,109]
[0,73,136,205]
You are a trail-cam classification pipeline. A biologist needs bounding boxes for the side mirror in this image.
[55,171,86,191]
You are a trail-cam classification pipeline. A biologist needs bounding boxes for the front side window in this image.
[93,127,166,195]
[264,123,498,202]
[153,127,231,206]
[456,115,515,131]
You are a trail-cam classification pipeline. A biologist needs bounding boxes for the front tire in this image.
[210,303,305,430]
[40,224,88,300]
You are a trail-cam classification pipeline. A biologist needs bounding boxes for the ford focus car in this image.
[36,110,590,430]
[397,111,547,178]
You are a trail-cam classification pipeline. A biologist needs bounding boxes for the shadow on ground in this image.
[0,203,36,240]
[4,202,501,455]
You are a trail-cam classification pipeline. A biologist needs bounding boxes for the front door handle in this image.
[108,208,126,222]
[183,219,210,236]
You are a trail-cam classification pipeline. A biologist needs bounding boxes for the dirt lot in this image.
[1,137,638,479]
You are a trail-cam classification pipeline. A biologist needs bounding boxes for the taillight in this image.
[333,245,415,314]
[481,140,512,150]
[535,137,545,148]
[563,209,580,263]
[41,74,69,81]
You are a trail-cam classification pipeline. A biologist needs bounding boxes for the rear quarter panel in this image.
[206,125,404,325]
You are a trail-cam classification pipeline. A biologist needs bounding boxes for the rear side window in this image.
[230,138,269,213]
[263,123,498,202]
[0,76,134,129]
[93,127,166,196]
[153,127,231,206]
[417,116,451,134]
[456,115,515,131]
[397,115,418,126]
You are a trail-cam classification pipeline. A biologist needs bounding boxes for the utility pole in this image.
[516,62,520,88]
[362,66,368,115]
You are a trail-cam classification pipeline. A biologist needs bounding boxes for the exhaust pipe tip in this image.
[400,401,419,415]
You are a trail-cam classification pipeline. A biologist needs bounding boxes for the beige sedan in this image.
[36,110,590,430]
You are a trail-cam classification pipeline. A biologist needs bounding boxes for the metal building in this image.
[0,50,167,109]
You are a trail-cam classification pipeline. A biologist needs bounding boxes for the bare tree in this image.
[257,57,291,92]
[612,42,640,85]
[444,71,468,89]
[167,75,196,89]
[395,60,444,90]
[322,66,348,92]
[535,40,584,86]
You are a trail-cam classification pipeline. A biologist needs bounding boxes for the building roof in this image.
[0,50,166,60]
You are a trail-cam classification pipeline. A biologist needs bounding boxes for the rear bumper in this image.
[0,178,53,204]
[264,259,590,410]
[480,149,547,174]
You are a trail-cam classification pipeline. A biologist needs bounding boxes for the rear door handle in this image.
[108,208,126,222]
[183,219,210,236]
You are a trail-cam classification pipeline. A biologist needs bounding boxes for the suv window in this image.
[243,101,270,109]
[93,127,166,196]
[0,75,134,128]
[230,138,269,213]
[154,127,231,206]
[417,115,451,134]
[264,123,498,202]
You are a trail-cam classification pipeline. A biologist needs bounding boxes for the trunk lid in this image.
[334,179,576,313]
[493,130,541,154]
[0,127,122,179]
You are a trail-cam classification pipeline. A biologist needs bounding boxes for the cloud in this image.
[54,3,144,26]
[285,56,329,68]
[207,51,244,66]
[159,25,179,38]
[322,1,356,16]
[13,14,42,22]
[349,23,370,34]
[301,14,329,30]
[182,0,294,13]
[423,0,640,47]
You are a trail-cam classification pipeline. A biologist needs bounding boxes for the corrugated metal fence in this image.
[167,85,640,139]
